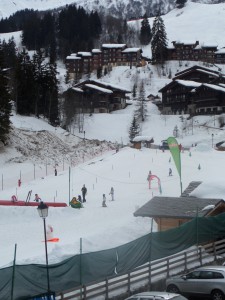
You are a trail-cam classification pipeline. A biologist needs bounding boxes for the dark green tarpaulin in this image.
[1,213,225,299]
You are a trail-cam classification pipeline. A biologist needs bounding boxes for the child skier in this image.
[34,194,41,202]
[109,187,114,201]
[102,194,107,207]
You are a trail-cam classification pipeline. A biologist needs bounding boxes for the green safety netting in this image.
[1,213,225,299]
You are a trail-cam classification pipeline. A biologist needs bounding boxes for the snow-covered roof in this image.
[194,45,201,50]
[218,142,225,147]
[102,44,126,48]
[122,48,141,53]
[91,80,131,93]
[202,83,225,93]
[175,67,223,79]
[72,87,83,93]
[132,136,153,142]
[173,40,198,45]
[195,68,222,77]
[77,52,92,57]
[202,204,215,211]
[66,56,81,60]
[167,45,175,49]
[85,84,113,94]
[201,44,218,48]
[215,48,225,54]
[92,49,102,53]
[176,80,202,88]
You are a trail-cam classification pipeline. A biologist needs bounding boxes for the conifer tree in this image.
[43,63,59,125]
[132,83,137,99]
[32,49,46,117]
[0,45,12,144]
[135,81,147,122]
[129,115,140,141]
[151,15,168,64]
[140,14,152,45]
[15,49,36,115]
[176,0,187,9]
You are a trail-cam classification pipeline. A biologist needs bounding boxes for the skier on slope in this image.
[109,187,115,201]
[81,184,87,202]
[102,194,107,207]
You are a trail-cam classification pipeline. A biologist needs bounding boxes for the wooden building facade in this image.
[64,80,130,114]
[131,136,154,149]
[159,79,201,115]
[167,41,218,64]
[214,48,225,64]
[194,83,225,115]
[174,65,225,84]
[159,66,225,115]
[134,195,225,232]
[101,44,127,66]
[66,44,142,80]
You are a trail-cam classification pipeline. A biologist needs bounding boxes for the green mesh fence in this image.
[1,213,225,299]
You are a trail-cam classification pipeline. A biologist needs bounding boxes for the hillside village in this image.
[65,46,225,117]
[66,41,225,81]
[1,1,225,299]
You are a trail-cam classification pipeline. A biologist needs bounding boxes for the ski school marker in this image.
[42,238,60,243]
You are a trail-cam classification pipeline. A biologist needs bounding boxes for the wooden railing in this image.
[55,239,225,300]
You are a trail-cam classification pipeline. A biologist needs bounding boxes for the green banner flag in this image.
[167,137,181,178]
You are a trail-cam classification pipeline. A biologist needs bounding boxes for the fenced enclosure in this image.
[56,238,225,300]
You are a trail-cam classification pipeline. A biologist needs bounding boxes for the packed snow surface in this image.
[0,106,225,268]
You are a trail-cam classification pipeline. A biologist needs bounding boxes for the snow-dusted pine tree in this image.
[176,0,187,9]
[0,46,12,144]
[129,115,140,141]
[139,14,152,45]
[135,80,147,122]
[151,15,168,64]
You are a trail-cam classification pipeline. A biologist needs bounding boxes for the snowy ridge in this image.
[129,1,225,50]
[0,0,224,20]
[0,0,173,19]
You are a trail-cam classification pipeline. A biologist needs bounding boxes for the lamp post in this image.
[37,202,51,298]
[212,133,214,148]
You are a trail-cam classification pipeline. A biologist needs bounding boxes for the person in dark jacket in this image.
[81,184,87,202]
[102,194,107,207]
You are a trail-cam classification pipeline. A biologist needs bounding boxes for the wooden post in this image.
[213,242,217,261]
[166,258,170,277]
[105,278,109,299]
[198,247,202,266]
[83,285,87,300]
[184,252,187,271]
[127,272,131,294]
[149,262,152,290]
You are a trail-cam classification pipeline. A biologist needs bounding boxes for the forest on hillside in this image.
[0,2,169,145]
